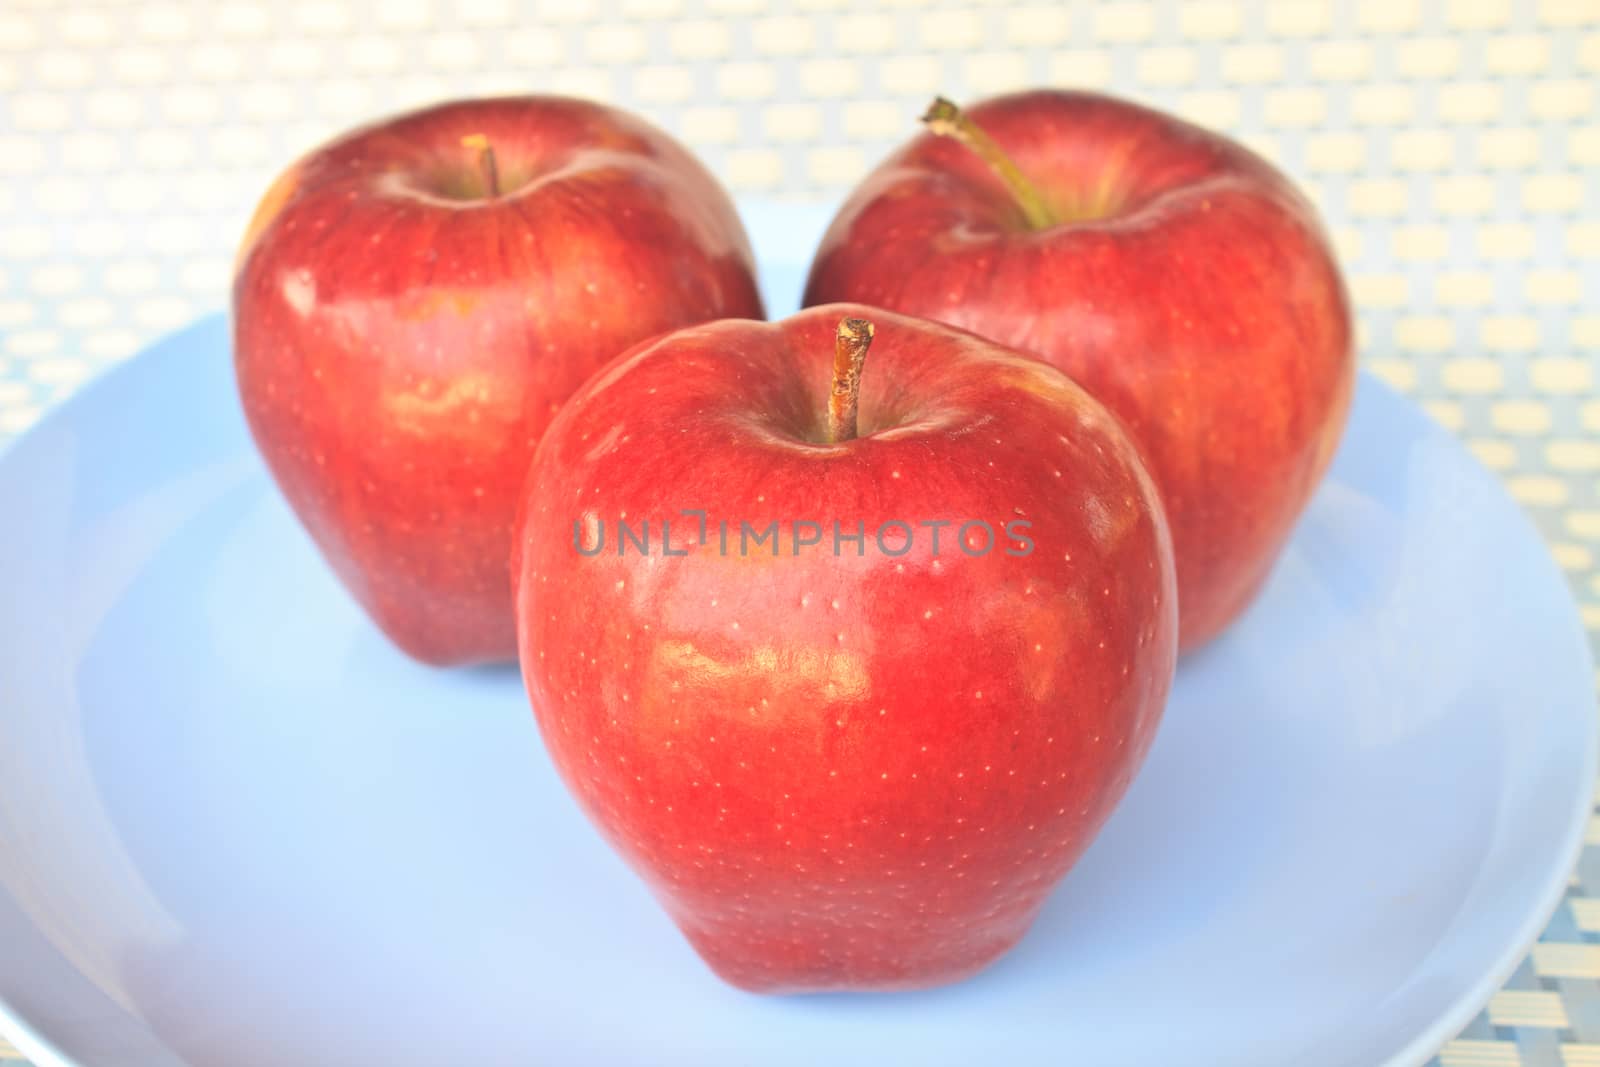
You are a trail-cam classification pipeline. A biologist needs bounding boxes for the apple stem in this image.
[827,317,874,444]
[460,133,501,198]
[921,96,1052,230]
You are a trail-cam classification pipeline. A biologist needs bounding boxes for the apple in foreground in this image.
[513,305,1177,992]
[805,91,1354,652]
[234,96,765,666]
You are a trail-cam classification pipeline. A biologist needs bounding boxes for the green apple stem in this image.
[460,133,501,198]
[827,317,874,444]
[921,96,1052,230]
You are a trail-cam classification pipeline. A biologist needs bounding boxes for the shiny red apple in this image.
[805,90,1354,652]
[513,304,1177,992]
[234,96,764,666]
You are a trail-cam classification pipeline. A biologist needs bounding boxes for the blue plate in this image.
[0,207,1593,1067]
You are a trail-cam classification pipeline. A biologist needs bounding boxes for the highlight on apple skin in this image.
[512,304,1178,993]
[805,89,1355,653]
[233,95,766,667]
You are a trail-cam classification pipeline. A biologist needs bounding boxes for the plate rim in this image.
[0,313,1594,1067]
[1388,716,1596,1067]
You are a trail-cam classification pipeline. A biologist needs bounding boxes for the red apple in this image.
[805,91,1354,652]
[513,304,1177,992]
[234,96,765,666]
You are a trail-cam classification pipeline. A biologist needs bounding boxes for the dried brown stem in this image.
[827,317,874,444]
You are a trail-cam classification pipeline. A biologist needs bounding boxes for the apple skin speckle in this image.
[513,305,1177,993]
[233,95,765,666]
